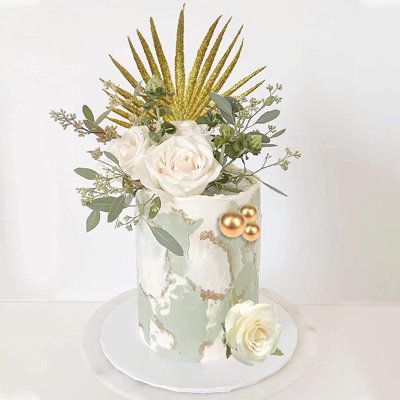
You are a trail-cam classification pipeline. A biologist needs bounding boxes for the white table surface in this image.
[0,302,399,400]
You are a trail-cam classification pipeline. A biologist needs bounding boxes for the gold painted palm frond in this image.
[107,6,265,126]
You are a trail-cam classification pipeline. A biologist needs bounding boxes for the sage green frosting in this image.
[136,182,260,362]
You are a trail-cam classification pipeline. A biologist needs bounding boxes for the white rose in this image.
[107,126,152,179]
[173,120,208,136]
[225,300,282,366]
[136,134,222,197]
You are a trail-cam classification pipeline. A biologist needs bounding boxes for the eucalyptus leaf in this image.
[95,110,110,124]
[107,195,125,223]
[86,210,100,232]
[272,348,284,356]
[134,81,142,97]
[261,181,287,197]
[82,105,94,122]
[261,143,277,147]
[87,196,117,212]
[83,119,102,132]
[125,194,134,206]
[149,226,183,256]
[255,110,280,124]
[270,129,286,139]
[103,151,119,165]
[149,196,161,219]
[74,167,98,180]
[209,92,235,125]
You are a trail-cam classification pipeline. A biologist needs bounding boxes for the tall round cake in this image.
[136,180,261,362]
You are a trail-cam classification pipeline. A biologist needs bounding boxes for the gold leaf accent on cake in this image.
[187,278,225,301]
[198,340,213,356]
[154,318,177,349]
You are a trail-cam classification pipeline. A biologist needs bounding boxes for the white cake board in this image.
[82,289,318,399]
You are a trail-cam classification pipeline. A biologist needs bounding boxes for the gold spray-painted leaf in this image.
[185,16,221,107]
[189,18,232,110]
[175,6,186,119]
[189,28,243,119]
[150,17,174,93]
[212,39,244,93]
[109,55,139,89]
[107,117,132,128]
[238,79,265,98]
[112,108,131,120]
[223,66,266,96]
[127,36,151,82]
[136,29,162,78]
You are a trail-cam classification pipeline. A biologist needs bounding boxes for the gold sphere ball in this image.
[240,204,258,223]
[242,222,261,241]
[219,211,246,238]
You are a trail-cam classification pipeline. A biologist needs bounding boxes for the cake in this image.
[136,178,260,361]
[51,5,301,367]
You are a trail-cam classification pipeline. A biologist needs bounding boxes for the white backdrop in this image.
[0,0,399,303]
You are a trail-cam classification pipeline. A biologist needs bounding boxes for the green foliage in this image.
[87,196,117,212]
[148,196,161,219]
[107,195,126,222]
[74,167,98,180]
[86,210,100,232]
[82,105,94,122]
[272,348,284,356]
[149,226,184,256]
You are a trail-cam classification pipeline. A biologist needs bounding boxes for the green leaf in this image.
[209,92,235,125]
[261,181,287,197]
[74,167,98,180]
[255,110,280,124]
[82,105,94,121]
[134,81,142,97]
[270,129,286,139]
[86,210,100,232]
[103,151,119,165]
[149,196,161,219]
[261,143,277,147]
[226,345,232,359]
[149,226,183,256]
[232,288,239,305]
[272,348,284,356]
[161,121,176,135]
[87,196,117,212]
[107,195,125,223]
[83,119,102,132]
[95,110,110,124]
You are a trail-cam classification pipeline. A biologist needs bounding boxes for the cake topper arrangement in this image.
[50,5,301,366]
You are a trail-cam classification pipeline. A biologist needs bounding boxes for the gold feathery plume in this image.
[107,116,132,128]
[212,39,244,93]
[136,29,162,78]
[189,28,243,119]
[108,7,266,120]
[223,66,266,96]
[238,80,265,98]
[184,15,221,108]
[175,5,186,119]
[109,55,138,89]
[187,18,232,113]
[127,37,151,82]
[150,17,174,92]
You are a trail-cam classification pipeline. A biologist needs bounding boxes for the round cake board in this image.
[82,289,318,399]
